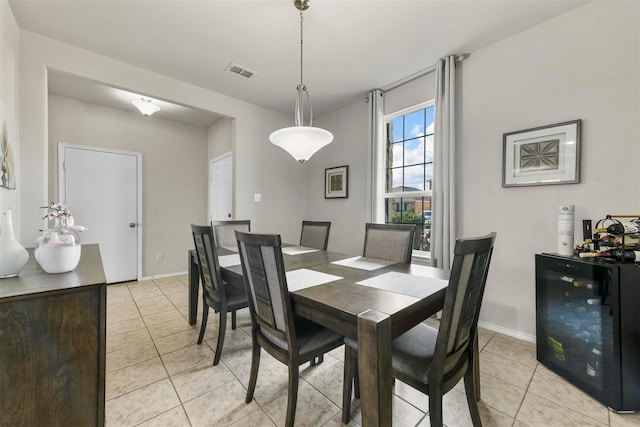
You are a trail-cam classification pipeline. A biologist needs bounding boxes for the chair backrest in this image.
[431,232,496,382]
[191,224,225,307]
[235,231,296,351]
[213,220,251,251]
[299,220,331,250]
[362,223,416,264]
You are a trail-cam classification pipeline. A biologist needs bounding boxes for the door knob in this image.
[129,222,136,228]
[227,213,231,218]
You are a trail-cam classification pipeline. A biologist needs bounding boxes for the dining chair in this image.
[299,220,331,250]
[235,231,345,427]
[343,232,497,426]
[213,220,250,251]
[191,224,248,366]
[362,222,416,264]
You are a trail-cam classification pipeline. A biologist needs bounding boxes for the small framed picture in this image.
[325,165,348,199]
[502,119,581,187]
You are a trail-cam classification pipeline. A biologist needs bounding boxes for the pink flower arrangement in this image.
[41,202,73,220]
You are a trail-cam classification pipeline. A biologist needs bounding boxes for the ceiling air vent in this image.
[226,63,255,79]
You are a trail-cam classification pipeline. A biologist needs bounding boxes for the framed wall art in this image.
[1,39,17,190]
[325,165,348,199]
[0,122,15,189]
[502,119,581,188]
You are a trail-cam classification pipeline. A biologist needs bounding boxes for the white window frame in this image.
[375,100,434,261]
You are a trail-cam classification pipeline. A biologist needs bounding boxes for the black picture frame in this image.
[325,165,348,199]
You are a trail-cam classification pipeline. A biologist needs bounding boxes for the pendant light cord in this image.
[295,8,312,127]
[299,9,304,89]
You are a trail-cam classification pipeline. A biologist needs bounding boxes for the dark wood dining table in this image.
[188,247,449,426]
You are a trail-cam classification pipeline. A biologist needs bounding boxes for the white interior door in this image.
[59,144,140,283]
[210,153,233,222]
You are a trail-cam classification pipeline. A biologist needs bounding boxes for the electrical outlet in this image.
[156,252,164,261]
[254,193,262,202]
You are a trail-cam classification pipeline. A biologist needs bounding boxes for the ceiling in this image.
[47,71,222,127]
[10,0,589,127]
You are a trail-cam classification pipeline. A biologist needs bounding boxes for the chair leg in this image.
[213,310,226,366]
[342,345,356,424]
[245,343,261,403]
[231,310,237,330]
[464,368,482,427]
[354,355,360,399]
[473,333,481,401]
[428,390,444,427]
[285,364,300,427]
[197,302,209,344]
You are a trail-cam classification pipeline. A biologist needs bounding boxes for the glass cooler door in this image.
[536,255,619,406]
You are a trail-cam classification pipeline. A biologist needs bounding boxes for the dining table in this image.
[187,246,449,426]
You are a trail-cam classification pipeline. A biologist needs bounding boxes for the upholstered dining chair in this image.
[191,224,248,366]
[213,220,250,251]
[299,220,331,250]
[343,232,497,426]
[235,231,345,427]
[362,222,416,264]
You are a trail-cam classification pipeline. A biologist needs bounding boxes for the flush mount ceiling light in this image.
[131,98,161,117]
[269,0,333,163]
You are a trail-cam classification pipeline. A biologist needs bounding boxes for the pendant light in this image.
[269,0,333,163]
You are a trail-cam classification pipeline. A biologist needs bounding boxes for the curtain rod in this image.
[381,53,469,92]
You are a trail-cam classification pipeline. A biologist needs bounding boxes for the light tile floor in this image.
[105,276,640,427]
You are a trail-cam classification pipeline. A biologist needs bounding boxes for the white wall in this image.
[207,117,233,161]
[0,1,20,232]
[48,95,208,277]
[17,30,308,275]
[318,1,640,339]
[460,1,639,338]
[384,72,435,115]
[233,110,309,245]
[308,100,370,255]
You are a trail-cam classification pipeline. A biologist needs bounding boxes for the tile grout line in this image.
[510,357,538,427]
[479,332,544,426]
[514,361,612,426]
[151,278,196,427]
[109,280,189,426]
[147,277,265,426]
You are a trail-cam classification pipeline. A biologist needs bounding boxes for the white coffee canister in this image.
[558,205,575,256]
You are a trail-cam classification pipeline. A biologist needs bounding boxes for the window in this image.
[381,102,434,257]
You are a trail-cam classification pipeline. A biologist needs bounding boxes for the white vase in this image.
[35,216,81,274]
[0,210,29,278]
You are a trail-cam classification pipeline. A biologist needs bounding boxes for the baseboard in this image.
[142,270,188,281]
[477,320,536,344]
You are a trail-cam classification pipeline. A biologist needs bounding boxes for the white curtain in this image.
[367,89,385,223]
[431,56,457,269]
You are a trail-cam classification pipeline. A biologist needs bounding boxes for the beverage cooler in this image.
[535,253,640,411]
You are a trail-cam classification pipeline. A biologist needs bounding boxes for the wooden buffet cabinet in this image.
[0,244,106,426]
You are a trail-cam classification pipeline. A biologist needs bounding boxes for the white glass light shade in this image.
[269,126,334,163]
[131,99,161,116]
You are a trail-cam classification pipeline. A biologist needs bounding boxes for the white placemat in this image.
[282,246,320,255]
[286,268,343,292]
[218,254,241,268]
[356,272,449,299]
[331,256,394,271]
